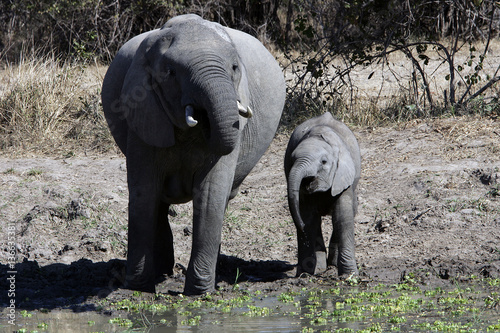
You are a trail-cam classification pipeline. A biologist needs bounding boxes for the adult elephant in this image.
[101,14,286,295]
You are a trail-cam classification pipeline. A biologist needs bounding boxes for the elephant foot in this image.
[183,269,216,296]
[183,283,216,296]
[327,248,338,267]
[296,251,328,276]
[338,265,359,278]
[314,251,327,274]
[124,276,156,293]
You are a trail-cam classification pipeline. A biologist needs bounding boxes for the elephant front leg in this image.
[124,141,168,293]
[184,155,237,295]
[296,208,327,276]
[328,188,358,276]
[127,186,174,293]
[126,190,158,293]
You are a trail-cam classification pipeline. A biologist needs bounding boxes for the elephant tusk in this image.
[185,105,198,127]
[237,101,253,118]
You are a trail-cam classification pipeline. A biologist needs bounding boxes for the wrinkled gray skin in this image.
[101,14,285,295]
[284,113,360,277]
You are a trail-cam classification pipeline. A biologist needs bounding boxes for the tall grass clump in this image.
[0,54,115,155]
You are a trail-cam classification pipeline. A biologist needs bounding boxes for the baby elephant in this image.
[284,112,361,277]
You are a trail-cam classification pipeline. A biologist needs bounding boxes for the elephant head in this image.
[287,127,356,232]
[117,14,252,156]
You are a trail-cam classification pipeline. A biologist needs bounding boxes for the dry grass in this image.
[0,55,117,156]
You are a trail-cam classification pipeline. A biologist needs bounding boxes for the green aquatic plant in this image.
[488,278,500,287]
[310,316,328,325]
[485,294,499,308]
[388,315,407,324]
[181,315,201,326]
[425,287,446,297]
[37,322,48,329]
[487,320,500,331]
[186,300,203,308]
[19,310,32,318]
[358,322,383,332]
[89,279,500,331]
[244,305,272,317]
[437,296,472,306]
[109,317,133,327]
[278,292,296,303]
[412,320,474,332]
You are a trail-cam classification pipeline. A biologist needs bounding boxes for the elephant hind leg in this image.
[329,189,358,276]
[154,201,175,280]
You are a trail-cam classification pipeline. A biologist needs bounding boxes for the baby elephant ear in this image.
[331,144,356,197]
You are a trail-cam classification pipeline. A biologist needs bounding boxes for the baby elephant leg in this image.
[328,187,358,276]
[297,212,327,275]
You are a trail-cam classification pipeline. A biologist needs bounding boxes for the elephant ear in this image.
[321,132,356,197]
[119,31,175,148]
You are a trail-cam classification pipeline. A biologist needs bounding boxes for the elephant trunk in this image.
[192,57,240,156]
[287,160,313,234]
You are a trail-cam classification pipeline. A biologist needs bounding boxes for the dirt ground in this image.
[0,115,499,310]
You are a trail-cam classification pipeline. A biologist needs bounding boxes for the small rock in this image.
[374,220,389,232]
[183,226,193,236]
[58,244,75,255]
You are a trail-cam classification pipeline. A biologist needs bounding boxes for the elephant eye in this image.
[321,159,328,165]
[232,64,239,72]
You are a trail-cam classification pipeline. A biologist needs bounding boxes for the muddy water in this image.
[2,303,366,332]
[3,280,500,332]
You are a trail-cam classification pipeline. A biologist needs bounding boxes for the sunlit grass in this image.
[0,53,115,155]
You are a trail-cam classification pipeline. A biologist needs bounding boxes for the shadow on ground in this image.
[0,255,296,310]
[217,254,295,284]
[0,259,127,310]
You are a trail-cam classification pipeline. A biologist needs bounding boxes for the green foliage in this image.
[109,317,133,327]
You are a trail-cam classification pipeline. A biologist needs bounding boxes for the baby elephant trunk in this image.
[287,161,312,234]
